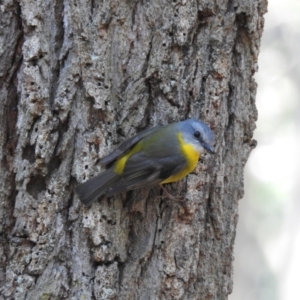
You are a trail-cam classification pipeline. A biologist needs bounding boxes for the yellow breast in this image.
[162,132,200,183]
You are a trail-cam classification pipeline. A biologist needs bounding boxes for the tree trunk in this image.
[0,0,267,299]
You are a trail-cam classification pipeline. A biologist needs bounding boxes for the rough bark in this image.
[0,0,267,299]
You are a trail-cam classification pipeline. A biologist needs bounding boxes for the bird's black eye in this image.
[194,131,200,138]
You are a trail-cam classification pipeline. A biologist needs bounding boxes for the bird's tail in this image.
[75,169,119,206]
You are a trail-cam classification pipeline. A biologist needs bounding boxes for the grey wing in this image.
[100,126,162,165]
[106,152,186,196]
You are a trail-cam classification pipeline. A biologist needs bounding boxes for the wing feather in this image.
[105,152,186,196]
[100,126,162,165]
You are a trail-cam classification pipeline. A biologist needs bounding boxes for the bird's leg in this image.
[158,184,185,203]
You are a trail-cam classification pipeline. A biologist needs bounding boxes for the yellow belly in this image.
[162,133,200,183]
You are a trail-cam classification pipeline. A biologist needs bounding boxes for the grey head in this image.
[180,119,215,154]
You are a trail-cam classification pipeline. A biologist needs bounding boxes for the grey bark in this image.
[0,0,267,299]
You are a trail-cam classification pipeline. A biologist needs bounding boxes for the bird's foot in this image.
[157,184,185,203]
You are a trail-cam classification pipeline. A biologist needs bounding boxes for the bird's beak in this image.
[203,143,214,154]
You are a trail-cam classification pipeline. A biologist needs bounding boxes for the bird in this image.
[76,119,214,206]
